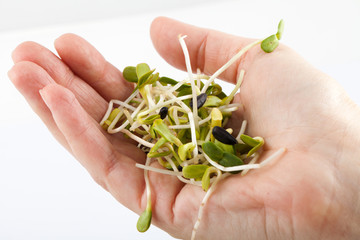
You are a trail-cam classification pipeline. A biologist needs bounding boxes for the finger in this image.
[11,41,107,122]
[39,83,186,224]
[54,33,134,101]
[8,61,71,152]
[150,17,259,83]
[8,61,138,157]
[39,83,146,211]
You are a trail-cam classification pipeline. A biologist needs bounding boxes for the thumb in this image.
[150,17,258,84]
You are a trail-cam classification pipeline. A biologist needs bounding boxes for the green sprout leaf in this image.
[159,76,178,85]
[210,83,223,96]
[240,134,260,147]
[214,139,235,155]
[137,209,152,233]
[234,143,252,155]
[152,119,182,147]
[136,63,151,80]
[276,19,284,40]
[149,137,167,155]
[261,34,279,53]
[159,76,191,91]
[202,141,224,162]
[123,66,138,83]
[147,72,160,85]
[203,95,222,107]
[199,126,210,141]
[201,167,217,191]
[219,152,244,167]
[261,19,284,53]
[137,69,156,89]
[240,135,265,157]
[102,108,121,129]
[178,142,196,162]
[142,114,160,125]
[183,165,210,179]
[247,137,264,157]
[134,63,157,90]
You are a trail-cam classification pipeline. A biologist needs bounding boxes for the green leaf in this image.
[214,139,235,154]
[137,69,155,89]
[216,91,227,99]
[137,209,152,232]
[147,72,159,85]
[202,141,224,162]
[136,63,151,80]
[234,143,252,155]
[247,137,264,157]
[159,76,191,91]
[177,128,188,144]
[199,126,210,141]
[123,66,138,83]
[149,124,157,139]
[159,76,178,85]
[178,142,195,161]
[240,134,260,147]
[142,114,160,125]
[203,95,222,107]
[276,19,284,40]
[219,152,244,167]
[149,137,167,153]
[177,86,192,97]
[198,108,209,119]
[201,166,217,191]
[152,119,182,147]
[102,108,121,129]
[261,34,279,53]
[183,165,209,179]
[211,83,223,96]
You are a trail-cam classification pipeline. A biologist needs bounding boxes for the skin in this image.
[8,17,360,239]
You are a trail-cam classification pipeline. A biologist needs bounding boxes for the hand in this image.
[8,17,360,240]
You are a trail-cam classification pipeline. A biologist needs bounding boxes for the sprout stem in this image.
[121,129,155,148]
[135,163,183,176]
[204,152,260,172]
[108,100,146,133]
[259,148,286,167]
[222,69,245,105]
[100,89,139,125]
[179,35,200,132]
[191,168,222,240]
[236,120,248,142]
[201,39,262,94]
[241,152,260,176]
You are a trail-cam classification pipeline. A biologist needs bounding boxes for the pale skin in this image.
[8,17,360,239]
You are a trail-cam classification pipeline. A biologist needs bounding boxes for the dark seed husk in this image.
[190,93,207,109]
[159,107,168,119]
[212,126,238,145]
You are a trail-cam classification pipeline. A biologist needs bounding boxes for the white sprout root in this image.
[191,169,222,240]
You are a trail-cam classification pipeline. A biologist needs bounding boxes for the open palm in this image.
[8,17,360,240]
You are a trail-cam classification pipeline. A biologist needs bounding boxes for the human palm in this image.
[8,17,360,240]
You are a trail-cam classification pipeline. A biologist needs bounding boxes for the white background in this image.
[0,0,359,239]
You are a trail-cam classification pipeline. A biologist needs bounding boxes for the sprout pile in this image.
[100,20,286,240]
